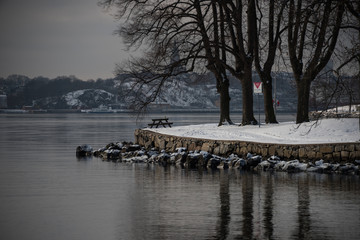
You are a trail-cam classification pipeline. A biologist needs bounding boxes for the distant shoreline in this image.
[0,108,299,114]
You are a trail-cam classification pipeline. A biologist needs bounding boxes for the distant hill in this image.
[33,89,116,109]
[0,72,298,111]
[0,75,119,109]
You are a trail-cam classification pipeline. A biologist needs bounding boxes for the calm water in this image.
[0,113,359,240]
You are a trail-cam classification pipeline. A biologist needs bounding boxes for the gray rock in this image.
[76,144,93,157]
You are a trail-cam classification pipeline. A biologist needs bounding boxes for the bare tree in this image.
[193,0,261,125]
[114,46,193,114]
[254,0,287,123]
[99,0,236,126]
[341,0,360,130]
[336,0,360,112]
[100,0,264,126]
[215,0,258,125]
[193,0,235,125]
[286,0,345,123]
[310,70,338,111]
[197,0,287,125]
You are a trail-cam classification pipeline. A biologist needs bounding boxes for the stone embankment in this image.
[135,129,360,162]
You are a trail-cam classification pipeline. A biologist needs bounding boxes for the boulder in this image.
[127,144,141,152]
[76,144,93,157]
[185,153,205,168]
[207,158,221,169]
[156,151,171,166]
[105,149,122,162]
[247,155,262,169]
[217,161,229,169]
[232,158,247,169]
[93,147,106,157]
[256,160,271,171]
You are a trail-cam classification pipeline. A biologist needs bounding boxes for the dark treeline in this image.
[0,75,121,108]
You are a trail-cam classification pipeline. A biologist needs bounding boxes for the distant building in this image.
[0,94,7,108]
[22,105,35,110]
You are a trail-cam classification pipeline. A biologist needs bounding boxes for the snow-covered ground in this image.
[326,104,359,113]
[149,118,359,144]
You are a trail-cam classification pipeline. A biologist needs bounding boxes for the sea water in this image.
[0,113,359,240]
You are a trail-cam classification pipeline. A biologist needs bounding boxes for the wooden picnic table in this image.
[148,118,173,128]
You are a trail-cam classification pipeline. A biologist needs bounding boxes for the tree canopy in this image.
[99,0,358,124]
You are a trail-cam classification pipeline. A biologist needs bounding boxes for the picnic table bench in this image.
[148,118,173,128]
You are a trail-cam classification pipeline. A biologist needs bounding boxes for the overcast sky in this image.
[0,0,129,80]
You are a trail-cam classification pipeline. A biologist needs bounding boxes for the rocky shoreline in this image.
[76,142,360,175]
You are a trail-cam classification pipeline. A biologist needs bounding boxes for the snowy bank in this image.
[309,104,360,119]
[148,118,359,144]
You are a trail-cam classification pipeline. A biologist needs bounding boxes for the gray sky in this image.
[0,0,128,80]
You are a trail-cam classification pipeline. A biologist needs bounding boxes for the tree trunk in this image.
[349,92,352,113]
[218,79,233,126]
[262,75,278,124]
[358,2,360,132]
[241,68,257,125]
[296,79,311,123]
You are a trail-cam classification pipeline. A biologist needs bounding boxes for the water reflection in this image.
[127,167,360,240]
[293,176,311,239]
[214,171,230,240]
[263,174,274,240]
[241,173,254,239]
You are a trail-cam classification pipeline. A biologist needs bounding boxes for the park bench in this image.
[148,118,173,128]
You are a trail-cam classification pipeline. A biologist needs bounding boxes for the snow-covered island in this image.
[77,105,359,175]
[75,117,360,175]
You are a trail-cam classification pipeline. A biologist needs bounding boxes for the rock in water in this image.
[76,144,93,157]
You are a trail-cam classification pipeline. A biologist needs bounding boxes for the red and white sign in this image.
[253,82,262,94]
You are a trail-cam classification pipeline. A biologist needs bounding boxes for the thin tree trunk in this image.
[358,2,360,131]
[218,79,233,126]
[241,67,257,125]
[296,79,311,123]
[262,74,278,123]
